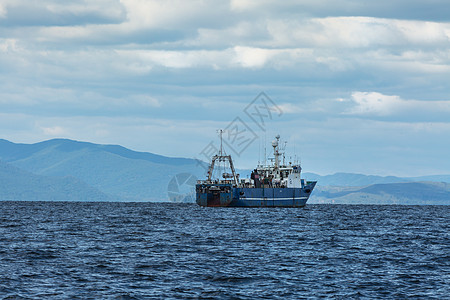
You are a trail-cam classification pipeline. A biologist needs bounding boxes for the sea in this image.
[0,202,448,299]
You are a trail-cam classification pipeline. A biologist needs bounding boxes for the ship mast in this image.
[218,129,224,156]
[272,134,280,170]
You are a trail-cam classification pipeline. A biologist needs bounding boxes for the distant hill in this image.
[408,175,450,183]
[309,182,450,205]
[0,139,207,201]
[303,172,450,186]
[0,160,112,201]
[0,139,194,166]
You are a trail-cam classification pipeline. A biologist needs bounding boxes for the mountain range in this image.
[309,182,450,205]
[302,172,450,187]
[0,160,112,201]
[1,138,449,204]
[0,138,207,201]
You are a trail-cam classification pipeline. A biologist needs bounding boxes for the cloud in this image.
[0,84,164,117]
[2,1,449,78]
[229,0,450,22]
[0,4,6,18]
[115,48,227,70]
[345,92,404,116]
[230,0,276,12]
[233,46,275,68]
[41,126,66,136]
[265,17,450,49]
[0,38,19,52]
[0,0,126,26]
[189,21,270,48]
[344,92,450,121]
[363,50,450,75]
[120,0,228,29]
[127,95,161,108]
[276,103,304,114]
[114,46,326,71]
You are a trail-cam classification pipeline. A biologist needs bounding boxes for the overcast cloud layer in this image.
[1,0,450,176]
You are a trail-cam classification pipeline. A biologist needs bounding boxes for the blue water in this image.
[0,202,448,299]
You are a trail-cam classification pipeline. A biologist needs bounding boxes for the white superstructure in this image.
[245,135,305,189]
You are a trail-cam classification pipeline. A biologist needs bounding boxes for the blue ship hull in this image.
[196,182,317,207]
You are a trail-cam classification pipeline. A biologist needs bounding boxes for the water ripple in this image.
[0,202,448,299]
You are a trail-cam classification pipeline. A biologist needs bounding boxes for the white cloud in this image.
[128,95,161,107]
[0,84,165,116]
[363,50,450,74]
[0,39,19,52]
[3,1,449,78]
[0,0,124,30]
[37,26,93,42]
[266,17,450,49]
[120,0,185,28]
[346,92,404,116]
[230,0,273,11]
[40,125,66,136]
[113,47,320,71]
[0,3,6,18]
[115,48,234,69]
[345,92,450,119]
[119,0,230,30]
[46,0,125,20]
[232,46,274,68]
[189,21,269,48]
[395,19,450,44]
[276,103,303,114]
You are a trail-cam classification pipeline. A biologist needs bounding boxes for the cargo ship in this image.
[196,133,317,207]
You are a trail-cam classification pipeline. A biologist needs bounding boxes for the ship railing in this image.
[196,180,234,185]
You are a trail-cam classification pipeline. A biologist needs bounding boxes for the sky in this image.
[1,0,450,176]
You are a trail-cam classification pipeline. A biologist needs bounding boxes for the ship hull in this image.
[196,183,316,207]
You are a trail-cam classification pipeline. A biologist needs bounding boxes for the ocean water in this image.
[0,202,448,299]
